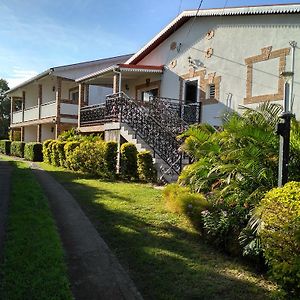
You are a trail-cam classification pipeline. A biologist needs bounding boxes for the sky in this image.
[0,0,299,88]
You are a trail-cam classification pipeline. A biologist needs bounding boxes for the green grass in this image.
[0,158,73,300]
[40,162,279,300]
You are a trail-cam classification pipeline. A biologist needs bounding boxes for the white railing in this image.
[24,106,39,122]
[61,103,78,115]
[12,111,23,124]
[41,101,56,118]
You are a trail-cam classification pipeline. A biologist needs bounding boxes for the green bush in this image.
[104,141,118,176]
[57,141,67,167]
[42,139,54,164]
[137,150,156,182]
[67,141,107,176]
[164,183,209,226]
[64,141,80,169]
[255,181,300,296]
[50,141,60,167]
[120,142,138,180]
[24,142,43,161]
[0,140,11,155]
[10,141,25,157]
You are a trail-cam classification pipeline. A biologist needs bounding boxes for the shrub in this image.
[0,140,11,155]
[67,141,107,176]
[50,141,60,167]
[24,142,43,161]
[10,141,25,157]
[137,151,156,182]
[164,183,209,226]
[42,139,54,164]
[57,141,67,167]
[64,141,80,169]
[104,141,118,176]
[120,143,138,180]
[255,181,300,296]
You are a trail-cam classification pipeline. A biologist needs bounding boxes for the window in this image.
[141,88,158,102]
[69,88,79,104]
[208,84,216,99]
[184,80,198,104]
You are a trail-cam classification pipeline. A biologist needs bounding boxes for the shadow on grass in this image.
[43,166,276,300]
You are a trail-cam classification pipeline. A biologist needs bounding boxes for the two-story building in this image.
[7,54,131,142]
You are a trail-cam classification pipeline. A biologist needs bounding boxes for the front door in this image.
[183,79,200,123]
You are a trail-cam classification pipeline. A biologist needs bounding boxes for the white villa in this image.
[7,54,131,142]
[7,3,300,180]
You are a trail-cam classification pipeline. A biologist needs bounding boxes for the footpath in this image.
[0,156,142,300]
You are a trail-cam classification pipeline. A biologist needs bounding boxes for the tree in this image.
[0,79,10,139]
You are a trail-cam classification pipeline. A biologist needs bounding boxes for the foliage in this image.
[137,150,156,182]
[120,142,138,180]
[57,141,67,167]
[0,139,11,155]
[42,139,54,164]
[50,141,60,167]
[67,140,108,176]
[178,102,300,255]
[164,183,209,226]
[103,141,118,176]
[0,161,73,299]
[253,182,300,296]
[10,141,25,157]
[0,79,10,139]
[64,141,80,169]
[58,128,103,142]
[24,142,43,161]
[40,162,279,300]
[9,130,21,141]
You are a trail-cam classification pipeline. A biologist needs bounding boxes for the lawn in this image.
[0,158,73,300]
[40,162,279,300]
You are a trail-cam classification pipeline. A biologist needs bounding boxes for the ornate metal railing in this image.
[79,93,202,174]
[106,93,183,174]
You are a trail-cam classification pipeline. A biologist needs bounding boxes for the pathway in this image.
[0,160,12,259]
[30,163,143,300]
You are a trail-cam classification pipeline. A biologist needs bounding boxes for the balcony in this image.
[11,101,78,124]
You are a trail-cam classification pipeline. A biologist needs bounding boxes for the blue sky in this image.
[1,0,299,87]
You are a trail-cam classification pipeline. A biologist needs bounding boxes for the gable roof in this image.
[7,54,133,94]
[126,3,300,65]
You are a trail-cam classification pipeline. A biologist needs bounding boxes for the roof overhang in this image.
[76,64,164,85]
[126,3,300,64]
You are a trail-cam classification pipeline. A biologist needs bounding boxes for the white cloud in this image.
[6,67,39,88]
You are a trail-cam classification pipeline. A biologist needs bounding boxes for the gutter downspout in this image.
[289,41,297,112]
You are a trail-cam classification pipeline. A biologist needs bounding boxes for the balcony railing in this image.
[41,101,56,118]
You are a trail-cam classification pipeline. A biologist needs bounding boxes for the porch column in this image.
[85,84,89,106]
[37,84,42,119]
[78,83,85,128]
[20,127,24,142]
[55,77,62,139]
[10,97,14,126]
[37,124,41,142]
[113,74,120,93]
[22,91,25,122]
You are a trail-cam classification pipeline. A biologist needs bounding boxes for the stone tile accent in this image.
[244,46,290,104]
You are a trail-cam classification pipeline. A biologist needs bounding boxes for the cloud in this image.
[6,67,39,88]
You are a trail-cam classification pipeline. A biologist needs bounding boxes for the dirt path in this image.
[30,163,143,300]
[0,160,12,260]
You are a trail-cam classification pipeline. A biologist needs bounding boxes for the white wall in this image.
[24,126,37,142]
[138,14,300,123]
[41,123,55,141]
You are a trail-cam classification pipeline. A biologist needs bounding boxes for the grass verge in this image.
[40,162,279,300]
[0,158,73,300]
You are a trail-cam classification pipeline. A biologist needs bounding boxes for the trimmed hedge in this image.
[255,181,300,296]
[64,141,80,169]
[42,139,54,164]
[104,141,118,175]
[0,140,11,155]
[24,142,43,161]
[51,141,60,167]
[10,141,25,158]
[120,142,138,180]
[58,141,67,167]
[137,151,156,182]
